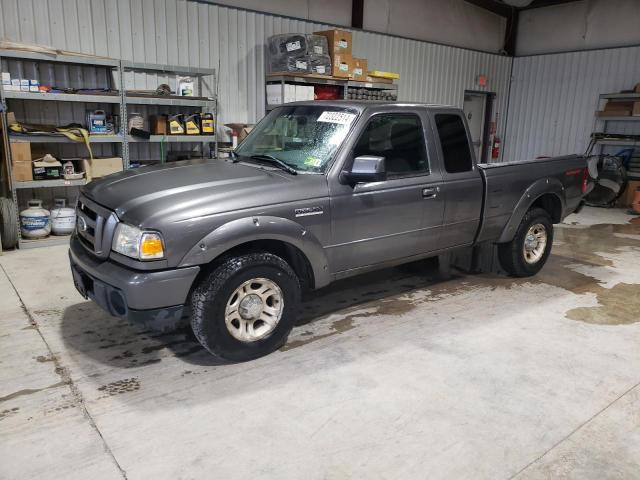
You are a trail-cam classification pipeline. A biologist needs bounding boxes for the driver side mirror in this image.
[340,155,387,185]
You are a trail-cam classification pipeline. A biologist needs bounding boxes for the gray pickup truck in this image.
[69,101,587,361]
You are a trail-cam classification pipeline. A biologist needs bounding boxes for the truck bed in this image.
[476,155,587,243]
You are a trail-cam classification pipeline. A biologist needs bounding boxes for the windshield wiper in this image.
[248,154,298,175]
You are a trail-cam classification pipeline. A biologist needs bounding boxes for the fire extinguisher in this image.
[491,135,501,160]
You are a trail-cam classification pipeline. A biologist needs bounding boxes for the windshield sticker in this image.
[317,111,356,125]
[304,157,322,167]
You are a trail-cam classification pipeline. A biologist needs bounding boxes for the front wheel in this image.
[498,207,553,277]
[190,252,301,362]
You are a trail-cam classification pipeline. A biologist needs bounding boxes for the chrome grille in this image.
[76,195,118,260]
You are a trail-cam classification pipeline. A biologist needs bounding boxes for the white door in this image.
[463,93,487,163]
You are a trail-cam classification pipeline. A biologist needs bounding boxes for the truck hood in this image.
[82,159,327,227]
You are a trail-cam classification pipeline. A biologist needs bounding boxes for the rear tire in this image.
[190,252,301,362]
[0,198,18,249]
[498,208,553,277]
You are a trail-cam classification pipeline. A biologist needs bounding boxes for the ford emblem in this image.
[77,216,87,232]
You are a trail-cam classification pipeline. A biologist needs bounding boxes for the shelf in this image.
[266,74,348,86]
[600,93,640,101]
[596,116,640,121]
[18,235,72,249]
[0,48,119,67]
[3,91,121,103]
[347,80,397,90]
[121,60,215,76]
[10,134,124,143]
[128,135,217,143]
[596,139,640,146]
[14,179,86,189]
[125,94,214,107]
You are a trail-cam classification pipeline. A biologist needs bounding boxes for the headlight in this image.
[112,223,165,260]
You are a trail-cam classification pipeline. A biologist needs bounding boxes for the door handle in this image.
[422,186,439,199]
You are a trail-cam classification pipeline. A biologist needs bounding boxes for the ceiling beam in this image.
[463,0,512,17]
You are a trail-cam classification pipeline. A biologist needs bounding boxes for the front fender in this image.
[178,216,331,288]
[497,178,565,243]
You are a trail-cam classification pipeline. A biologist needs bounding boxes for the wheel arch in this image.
[179,216,331,290]
[498,179,565,244]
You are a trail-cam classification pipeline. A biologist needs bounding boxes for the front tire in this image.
[498,207,553,277]
[190,252,301,362]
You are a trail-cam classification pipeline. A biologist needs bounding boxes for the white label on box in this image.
[29,79,39,86]
[20,79,29,86]
[317,111,356,125]
[11,79,20,86]
[286,40,301,52]
[29,86,39,92]
[339,63,349,72]
[1,72,10,84]
[365,83,373,88]
[337,40,348,49]
[316,65,325,74]
[313,46,323,54]
[20,85,30,92]
[353,68,363,76]
[295,60,307,70]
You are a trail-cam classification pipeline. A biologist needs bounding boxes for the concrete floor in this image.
[1,206,639,479]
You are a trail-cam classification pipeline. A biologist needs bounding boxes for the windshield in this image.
[235,105,359,173]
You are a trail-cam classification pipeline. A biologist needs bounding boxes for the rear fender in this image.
[178,216,331,288]
[497,178,565,243]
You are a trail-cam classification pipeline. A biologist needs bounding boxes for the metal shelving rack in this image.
[0,49,217,249]
[265,73,398,111]
[0,49,122,249]
[121,61,217,166]
[592,92,640,151]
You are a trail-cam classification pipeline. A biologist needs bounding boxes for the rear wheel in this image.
[190,252,301,362]
[498,208,553,277]
[0,198,18,249]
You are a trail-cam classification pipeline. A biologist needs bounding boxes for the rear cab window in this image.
[434,114,473,174]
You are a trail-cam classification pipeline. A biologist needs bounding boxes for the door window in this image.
[435,114,473,173]
[353,114,429,177]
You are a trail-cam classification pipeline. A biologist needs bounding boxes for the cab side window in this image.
[435,114,473,174]
[353,114,429,177]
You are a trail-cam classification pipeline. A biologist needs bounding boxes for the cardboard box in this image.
[365,75,392,84]
[266,84,296,104]
[596,110,630,117]
[10,142,31,163]
[150,115,168,135]
[295,85,314,101]
[33,155,63,180]
[618,180,640,207]
[12,161,33,182]
[331,53,353,78]
[351,58,368,80]
[314,29,352,55]
[82,157,123,181]
[635,83,640,93]
[633,101,640,116]
[225,124,254,143]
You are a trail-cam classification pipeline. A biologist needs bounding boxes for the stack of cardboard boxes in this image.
[313,29,368,81]
[597,83,640,117]
[9,142,123,183]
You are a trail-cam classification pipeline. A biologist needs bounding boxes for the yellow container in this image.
[368,70,400,80]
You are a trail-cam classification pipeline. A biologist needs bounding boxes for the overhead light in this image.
[502,0,534,6]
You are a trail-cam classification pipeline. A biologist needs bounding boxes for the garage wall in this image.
[517,0,640,56]
[362,0,507,54]
[503,45,640,162]
[0,0,512,149]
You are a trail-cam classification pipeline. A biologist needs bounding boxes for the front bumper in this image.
[69,235,200,331]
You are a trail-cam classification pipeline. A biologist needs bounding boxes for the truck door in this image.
[430,111,483,248]
[327,111,445,272]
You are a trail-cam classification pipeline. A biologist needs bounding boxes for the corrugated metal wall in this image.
[0,0,513,145]
[504,45,640,161]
